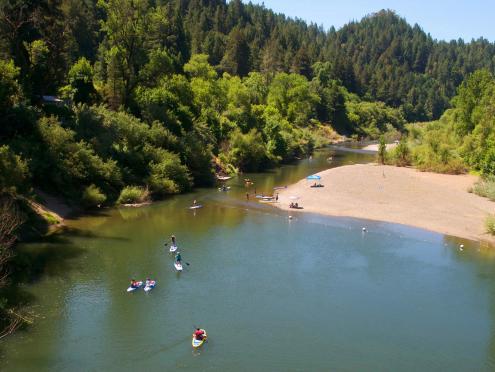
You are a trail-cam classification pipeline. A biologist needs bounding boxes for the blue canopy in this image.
[306,174,321,180]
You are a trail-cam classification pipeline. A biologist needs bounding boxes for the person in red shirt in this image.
[194,328,205,340]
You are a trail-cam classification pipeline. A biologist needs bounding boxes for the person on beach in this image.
[275,193,279,201]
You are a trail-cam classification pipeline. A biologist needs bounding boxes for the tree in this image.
[61,57,98,104]
[219,27,250,76]
[377,136,386,164]
[98,0,150,107]
[267,73,319,126]
[0,59,21,113]
[0,146,28,193]
[0,194,25,340]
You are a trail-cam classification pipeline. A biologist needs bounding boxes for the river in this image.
[2,147,495,371]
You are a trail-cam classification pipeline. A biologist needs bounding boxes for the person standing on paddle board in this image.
[171,235,176,246]
[175,251,182,263]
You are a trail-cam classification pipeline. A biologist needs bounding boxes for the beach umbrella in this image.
[306,174,321,180]
[289,195,300,200]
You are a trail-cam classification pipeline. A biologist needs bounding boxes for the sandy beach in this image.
[275,164,495,245]
[361,143,397,151]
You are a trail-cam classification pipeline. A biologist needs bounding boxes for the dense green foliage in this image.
[117,186,150,205]
[1,0,495,202]
[81,184,107,208]
[396,69,495,176]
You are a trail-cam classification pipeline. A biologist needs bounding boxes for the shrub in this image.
[0,145,28,193]
[377,136,386,164]
[389,138,411,167]
[81,184,107,208]
[117,186,150,204]
[472,176,495,201]
[485,215,495,235]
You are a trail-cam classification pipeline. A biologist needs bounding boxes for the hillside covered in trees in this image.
[0,0,494,202]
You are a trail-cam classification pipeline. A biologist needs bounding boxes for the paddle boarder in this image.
[175,251,182,264]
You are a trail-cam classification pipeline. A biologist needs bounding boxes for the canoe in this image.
[189,205,203,209]
[169,245,178,253]
[192,330,207,348]
[218,186,231,191]
[144,281,156,292]
[217,176,232,181]
[126,281,143,292]
[174,262,183,272]
[273,186,287,190]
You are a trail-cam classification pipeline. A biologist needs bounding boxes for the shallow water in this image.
[2,148,495,371]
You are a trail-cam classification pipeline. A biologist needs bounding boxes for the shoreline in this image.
[361,142,398,152]
[274,164,495,246]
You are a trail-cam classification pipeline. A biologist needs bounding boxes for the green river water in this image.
[2,147,495,371]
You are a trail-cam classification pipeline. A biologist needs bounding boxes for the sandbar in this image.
[275,164,495,245]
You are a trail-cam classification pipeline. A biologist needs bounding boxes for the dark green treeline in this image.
[1,0,495,204]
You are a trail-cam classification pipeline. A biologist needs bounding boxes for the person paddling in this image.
[130,279,139,288]
[175,251,182,264]
[194,328,205,340]
[171,235,177,247]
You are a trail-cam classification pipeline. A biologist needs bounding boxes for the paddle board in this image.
[192,330,207,348]
[144,281,156,292]
[127,281,143,292]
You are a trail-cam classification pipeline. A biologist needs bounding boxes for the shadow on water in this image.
[0,231,87,345]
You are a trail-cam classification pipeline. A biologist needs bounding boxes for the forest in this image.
[1,0,494,205]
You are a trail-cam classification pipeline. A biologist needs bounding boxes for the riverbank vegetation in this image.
[385,69,495,178]
[1,1,421,210]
